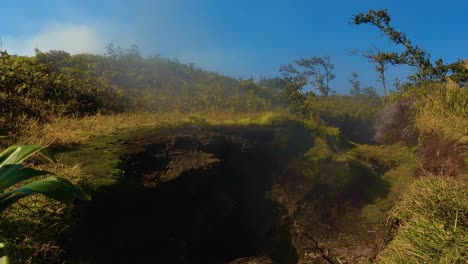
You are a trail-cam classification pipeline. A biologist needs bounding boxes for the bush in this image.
[1,48,283,136]
[0,51,124,134]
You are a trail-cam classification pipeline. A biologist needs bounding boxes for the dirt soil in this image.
[67,125,383,264]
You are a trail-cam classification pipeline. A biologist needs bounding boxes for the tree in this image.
[35,49,72,71]
[348,72,361,96]
[352,9,432,82]
[446,59,468,86]
[363,50,399,97]
[352,9,468,84]
[361,86,378,98]
[258,77,288,92]
[296,56,335,96]
[278,56,336,115]
[105,43,122,60]
[280,56,335,96]
[278,63,310,114]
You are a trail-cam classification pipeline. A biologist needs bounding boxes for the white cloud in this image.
[3,23,105,55]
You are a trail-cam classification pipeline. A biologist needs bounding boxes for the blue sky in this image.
[1,0,467,93]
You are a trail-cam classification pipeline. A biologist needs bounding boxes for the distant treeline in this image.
[0,46,286,133]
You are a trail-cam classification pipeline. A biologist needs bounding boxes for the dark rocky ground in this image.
[66,125,383,264]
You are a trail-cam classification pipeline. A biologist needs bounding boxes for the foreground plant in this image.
[0,145,91,263]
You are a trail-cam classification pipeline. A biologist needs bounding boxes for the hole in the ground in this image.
[65,124,391,263]
[67,126,303,264]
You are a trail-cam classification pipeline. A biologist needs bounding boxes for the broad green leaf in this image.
[0,164,52,192]
[0,146,56,165]
[0,145,90,216]
[0,177,90,213]
[12,177,91,202]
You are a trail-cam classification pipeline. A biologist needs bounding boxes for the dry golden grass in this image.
[413,83,467,141]
[416,111,467,140]
[18,112,181,146]
[18,111,284,147]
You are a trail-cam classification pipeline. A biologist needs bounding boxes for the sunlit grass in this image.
[378,177,468,263]
[18,112,182,146]
[17,111,288,147]
[412,83,467,141]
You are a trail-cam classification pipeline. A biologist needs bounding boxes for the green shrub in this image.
[0,51,124,134]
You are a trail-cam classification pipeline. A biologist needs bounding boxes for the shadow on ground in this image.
[65,123,392,264]
[66,125,307,264]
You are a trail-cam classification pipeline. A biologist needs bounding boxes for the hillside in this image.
[0,9,467,263]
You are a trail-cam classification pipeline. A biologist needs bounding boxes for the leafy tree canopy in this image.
[352,9,468,84]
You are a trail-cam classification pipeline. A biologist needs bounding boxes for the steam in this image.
[2,23,105,55]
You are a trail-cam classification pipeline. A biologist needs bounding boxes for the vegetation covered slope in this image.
[0,48,282,135]
[374,82,468,263]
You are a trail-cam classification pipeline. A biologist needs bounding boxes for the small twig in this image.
[300,231,336,264]
[293,221,335,264]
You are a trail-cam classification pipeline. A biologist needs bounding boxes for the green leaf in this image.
[0,164,52,192]
[0,145,56,165]
[0,177,90,213]
[13,177,90,202]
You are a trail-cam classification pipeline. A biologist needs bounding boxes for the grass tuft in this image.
[411,83,467,141]
[378,177,468,263]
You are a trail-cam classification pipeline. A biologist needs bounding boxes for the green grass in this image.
[378,177,468,263]
[349,143,415,169]
[360,165,415,224]
[396,83,468,141]
[370,83,468,263]
[58,130,143,192]
[344,144,417,224]
[304,138,335,163]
